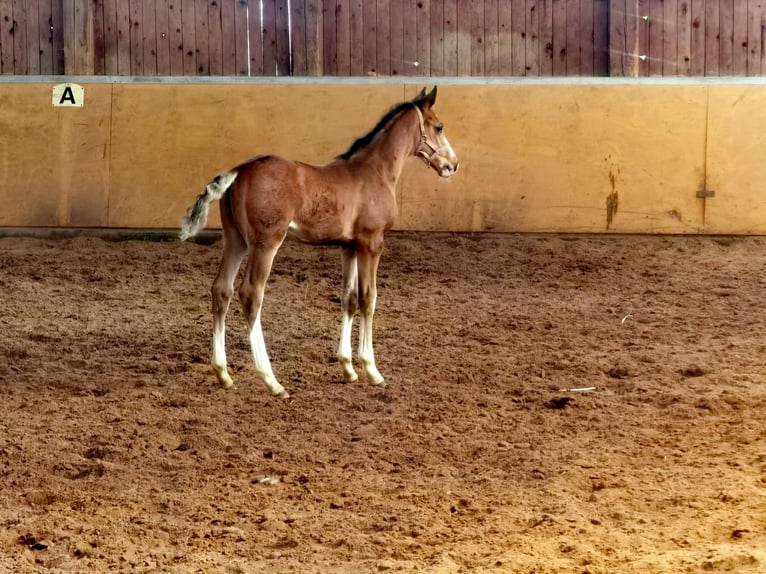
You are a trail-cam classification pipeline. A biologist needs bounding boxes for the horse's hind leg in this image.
[239,232,289,398]
[211,224,247,388]
[337,246,359,384]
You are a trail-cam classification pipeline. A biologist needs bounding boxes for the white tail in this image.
[179,170,238,241]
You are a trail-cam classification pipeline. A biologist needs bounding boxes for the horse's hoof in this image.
[220,379,235,389]
[370,379,386,388]
[275,389,290,399]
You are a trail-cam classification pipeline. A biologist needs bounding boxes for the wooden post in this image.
[63,0,94,75]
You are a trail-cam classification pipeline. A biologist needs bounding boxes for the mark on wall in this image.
[606,159,620,230]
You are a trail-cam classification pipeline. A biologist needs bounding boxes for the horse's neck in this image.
[355,115,417,186]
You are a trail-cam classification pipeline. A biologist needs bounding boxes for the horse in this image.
[179,86,458,398]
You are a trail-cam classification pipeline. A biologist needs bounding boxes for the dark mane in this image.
[336,101,415,160]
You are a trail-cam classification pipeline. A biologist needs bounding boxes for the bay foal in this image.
[180,87,458,398]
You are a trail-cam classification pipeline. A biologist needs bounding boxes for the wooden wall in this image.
[3,1,766,77]
[2,80,766,234]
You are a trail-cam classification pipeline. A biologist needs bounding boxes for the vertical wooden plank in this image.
[676,0,691,74]
[636,0,648,76]
[115,0,130,73]
[376,0,390,75]
[580,0,594,74]
[0,0,13,73]
[194,0,209,74]
[155,0,170,75]
[731,0,748,74]
[511,0,526,74]
[63,0,94,74]
[181,0,196,74]
[25,0,40,74]
[689,0,705,75]
[443,0,457,74]
[321,0,336,74]
[498,0,512,74]
[168,0,184,75]
[647,0,662,75]
[218,0,235,74]
[663,0,678,75]
[470,0,484,75]
[362,0,375,73]
[407,0,421,74]
[51,0,63,72]
[552,0,566,75]
[336,0,352,75]
[705,0,720,75]
[719,0,733,74]
[305,0,322,75]
[130,0,143,74]
[143,0,158,74]
[275,0,290,74]
[232,0,248,74]
[747,0,762,75]
[566,0,580,74]
[762,3,766,74]
[456,0,471,74]
[526,0,540,76]
[415,0,429,75]
[13,0,28,73]
[609,0,625,76]
[390,0,403,74]
[248,0,263,74]
[538,0,552,75]
[102,0,117,74]
[485,0,500,75]
[593,0,609,74]
[349,0,364,74]
[39,0,55,74]
[208,0,224,75]
[291,0,307,74]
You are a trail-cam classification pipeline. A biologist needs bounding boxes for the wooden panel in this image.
[168,0,184,75]
[580,0,595,75]
[155,0,170,75]
[415,0,429,76]
[291,0,308,74]
[93,0,106,74]
[566,0,580,74]
[13,0,28,73]
[181,0,196,74]
[376,0,390,75]
[719,0,733,74]
[275,0,290,74]
[663,0,678,75]
[247,0,263,75]
[0,0,14,73]
[389,0,403,75]
[362,0,375,73]
[115,0,131,74]
[143,0,158,75]
[428,0,443,75]
[219,0,235,75]
[304,0,322,75]
[207,0,224,75]
[349,0,364,75]
[511,0,525,75]
[0,84,112,227]
[25,0,40,74]
[593,0,609,75]
[456,0,470,75]
[443,0,458,74]
[705,0,719,74]
[689,0,705,75]
[538,0,552,76]
[676,0,692,75]
[637,0,648,76]
[706,86,766,233]
[526,0,540,75]
[552,0,566,75]
[731,0,748,75]
[747,0,762,76]
[322,0,337,74]
[484,0,500,75]
[101,0,119,74]
[38,0,54,74]
[470,0,484,75]
[129,0,143,74]
[233,0,248,75]
[497,0,512,74]
[193,0,209,74]
[647,0,663,75]
[337,0,352,75]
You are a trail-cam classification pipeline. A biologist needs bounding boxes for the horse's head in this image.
[412,87,459,178]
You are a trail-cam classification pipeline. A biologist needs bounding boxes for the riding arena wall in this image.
[0,77,764,234]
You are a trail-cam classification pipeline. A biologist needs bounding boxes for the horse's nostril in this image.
[454,162,460,173]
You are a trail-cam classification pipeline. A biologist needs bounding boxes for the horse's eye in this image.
[436,125,443,134]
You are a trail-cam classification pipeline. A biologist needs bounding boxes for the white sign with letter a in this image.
[52,83,84,107]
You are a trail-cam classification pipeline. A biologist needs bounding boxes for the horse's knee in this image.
[344,290,359,316]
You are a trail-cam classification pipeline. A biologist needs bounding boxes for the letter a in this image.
[59,86,77,106]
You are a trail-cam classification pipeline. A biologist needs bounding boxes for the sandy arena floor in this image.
[0,232,765,573]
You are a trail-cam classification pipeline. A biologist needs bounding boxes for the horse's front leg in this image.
[337,246,359,384]
[356,243,385,387]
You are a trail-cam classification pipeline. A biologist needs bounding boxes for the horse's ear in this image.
[424,86,438,109]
